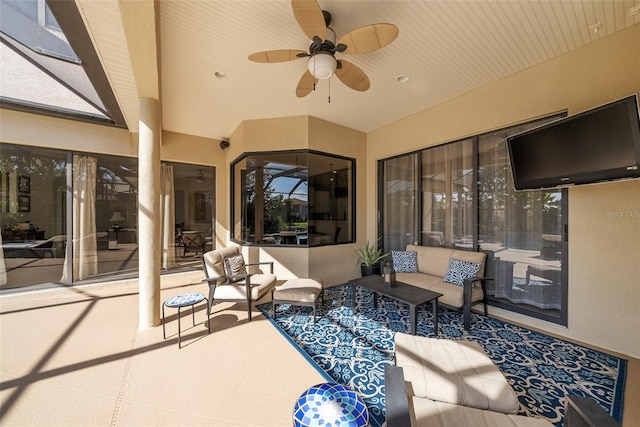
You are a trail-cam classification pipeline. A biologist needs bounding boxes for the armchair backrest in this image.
[202,246,241,281]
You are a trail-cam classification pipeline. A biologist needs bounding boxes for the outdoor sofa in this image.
[393,244,488,330]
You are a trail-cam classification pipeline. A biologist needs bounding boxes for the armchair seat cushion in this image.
[395,333,519,414]
[213,273,277,300]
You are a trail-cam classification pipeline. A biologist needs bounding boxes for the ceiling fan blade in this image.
[335,60,370,92]
[291,0,326,41]
[249,49,307,63]
[337,23,399,55]
[296,69,318,98]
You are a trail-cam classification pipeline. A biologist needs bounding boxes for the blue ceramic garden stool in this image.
[293,382,369,427]
[162,292,210,348]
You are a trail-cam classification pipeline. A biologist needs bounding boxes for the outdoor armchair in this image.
[201,246,277,321]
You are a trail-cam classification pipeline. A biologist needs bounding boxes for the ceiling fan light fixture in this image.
[308,52,337,79]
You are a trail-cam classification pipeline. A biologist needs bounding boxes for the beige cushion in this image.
[396,273,484,308]
[395,333,519,414]
[408,245,454,277]
[273,278,323,303]
[203,246,241,279]
[406,245,486,282]
[410,397,553,427]
[213,272,276,300]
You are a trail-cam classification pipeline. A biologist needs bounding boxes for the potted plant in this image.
[356,241,388,277]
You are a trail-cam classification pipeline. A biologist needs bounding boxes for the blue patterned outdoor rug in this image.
[257,284,626,427]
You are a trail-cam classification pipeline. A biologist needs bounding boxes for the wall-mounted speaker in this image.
[220,140,230,150]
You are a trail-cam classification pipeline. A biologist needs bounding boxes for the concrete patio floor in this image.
[0,272,325,426]
[1,272,638,426]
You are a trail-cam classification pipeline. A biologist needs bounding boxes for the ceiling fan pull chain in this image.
[328,77,331,103]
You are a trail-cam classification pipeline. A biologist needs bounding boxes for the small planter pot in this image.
[360,264,381,277]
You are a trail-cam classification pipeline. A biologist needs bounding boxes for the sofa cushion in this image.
[392,250,418,273]
[406,245,487,281]
[396,272,443,290]
[444,258,481,286]
[407,245,454,277]
[395,333,520,415]
[410,397,553,427]
[396,274,483,308]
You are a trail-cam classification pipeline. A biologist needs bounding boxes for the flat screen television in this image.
[507,95,640,191]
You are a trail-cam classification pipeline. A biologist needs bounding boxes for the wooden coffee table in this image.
[350,275,442,336]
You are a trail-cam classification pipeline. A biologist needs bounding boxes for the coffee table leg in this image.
[409,304,417,335]
[373,292,378,308]
[432,299,439,336]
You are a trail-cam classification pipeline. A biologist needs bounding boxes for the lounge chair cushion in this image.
[410,397,552,427]
[395,333,519,414]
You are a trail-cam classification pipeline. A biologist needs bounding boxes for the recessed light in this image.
[214,71,227,79]
[396,74,410,83]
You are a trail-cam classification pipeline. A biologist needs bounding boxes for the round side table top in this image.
[164,293,206,308]
[293,382,369,427]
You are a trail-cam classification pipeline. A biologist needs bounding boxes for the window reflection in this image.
[0,143,215,290]
[232,150,354,246]
[0,144,67,288]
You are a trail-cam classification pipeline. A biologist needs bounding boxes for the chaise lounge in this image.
[387,332,553,426]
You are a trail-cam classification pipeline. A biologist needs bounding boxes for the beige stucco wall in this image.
[367,25,640,358]
[0,109,133,155]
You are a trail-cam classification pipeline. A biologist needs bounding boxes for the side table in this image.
[162,293,210,348]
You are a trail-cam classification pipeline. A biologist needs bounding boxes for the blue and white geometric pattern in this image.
[164,293,205,308]
[293,382,369,427]
[258,284,626,427]
[443,258,480,286]
[391,250,418,273]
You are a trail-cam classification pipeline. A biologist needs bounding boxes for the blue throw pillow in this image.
[391,250,418,273]
[443,258,480,286]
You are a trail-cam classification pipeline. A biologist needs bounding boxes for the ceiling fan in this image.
[248,0,399,98]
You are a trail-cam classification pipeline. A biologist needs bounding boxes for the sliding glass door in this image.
[478,125,567,323]
[1,142,215,291]
[379,115,567,324]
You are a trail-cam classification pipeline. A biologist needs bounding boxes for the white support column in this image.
[138,97,162,329]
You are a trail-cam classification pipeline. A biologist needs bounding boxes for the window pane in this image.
[308,153,352,246]
[382,154,418,252]
[232,151,354,247]
[92,154,139,279]
[421,139,474,248]
[1,144,67,289]
[172,164,215,262]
